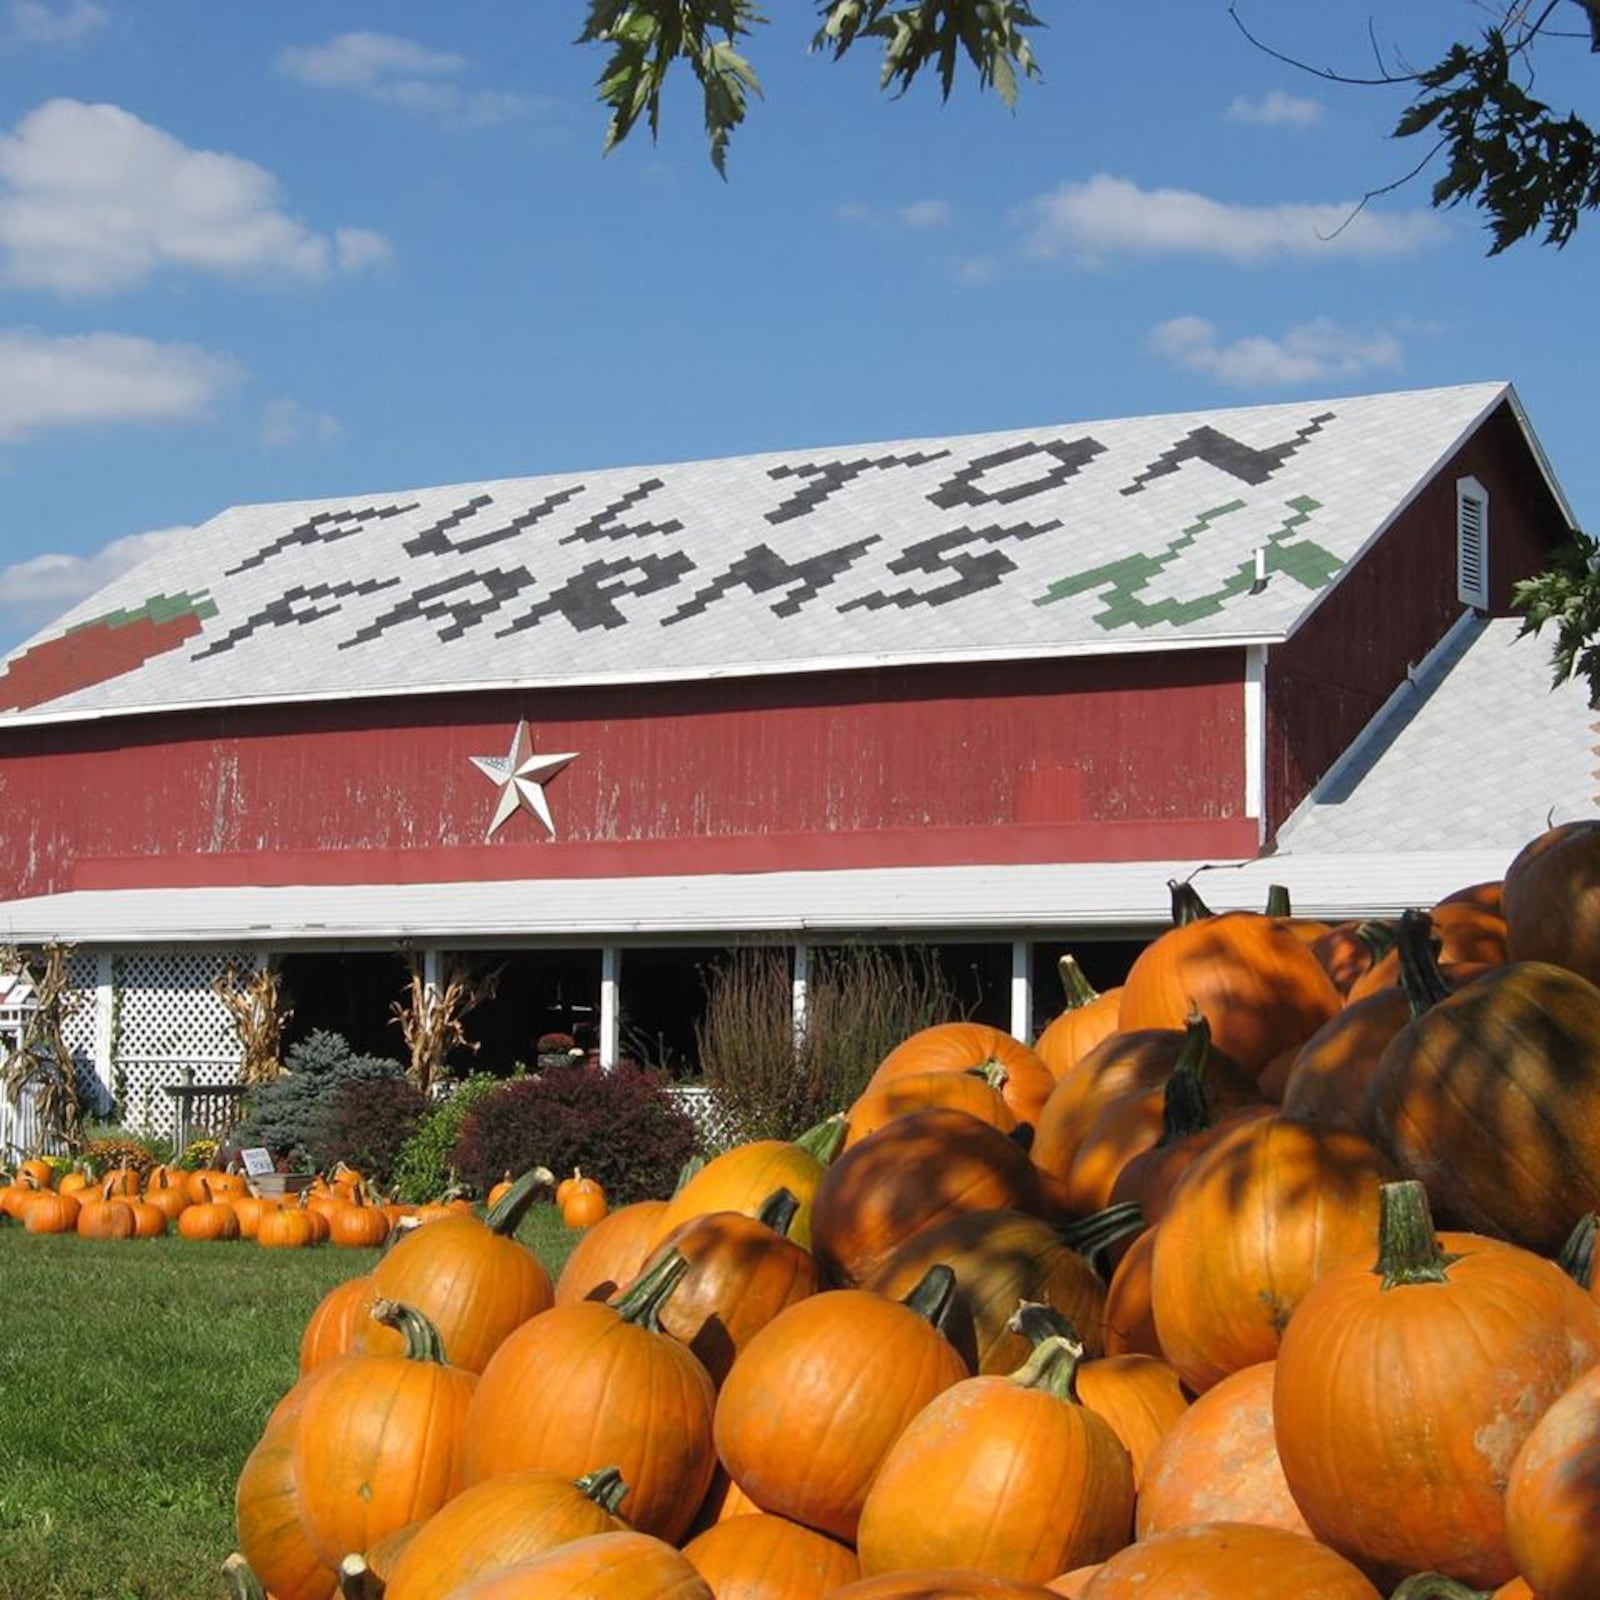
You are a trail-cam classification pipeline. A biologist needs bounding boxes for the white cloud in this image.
[0,328,239,440]
[836,198,953,230]
[1024,174,1448,265]
[0,525,193,622]
[334,227,392,274]
[1147,314,1405,388]
[1227,90,1325,128]
[261,396,340,449]
[279,30,537,125]
[5,0,107,46]
[0,99,392,294]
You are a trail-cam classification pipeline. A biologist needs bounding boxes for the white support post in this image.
[791,942,810,1049]
[1244,643,1267,843]
[94,951,115,1113]
[599,946,620,1071]
[1009,940,1032,1044]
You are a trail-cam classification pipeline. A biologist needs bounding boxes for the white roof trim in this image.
[0,630,1280,731]
[0,850,1514,948]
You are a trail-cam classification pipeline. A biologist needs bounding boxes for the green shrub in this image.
[388,1071,507,1203]
[234,1030,405,1170]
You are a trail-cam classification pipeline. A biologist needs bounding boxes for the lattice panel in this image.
[665,1085,744,1156]
[113,950,249,1061]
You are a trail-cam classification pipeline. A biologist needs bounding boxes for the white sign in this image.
[239,1147,276,1177]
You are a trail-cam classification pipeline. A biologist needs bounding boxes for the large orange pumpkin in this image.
[1150,1115,1392,1392]
[292,1299,478,1571]
[827,1574,1064,1598]
[441,1530,712,1600]
[1503,1361,1600,1600]
[459,1250,717,1544]
[1503,818,1600,985]
[810,1108,1046,1287]
[1135,1361,1309,1539]
[298,1274,375,1374]
[1033,957,1123,1081]
[381,1466,630,1600]
[855,1304,1135,1582]
[1079,1522,1380,1598]
[234,1424,338,1600]
[1365,959,1600,1253]
[869,1023,1056,1128]
[355,1166,554,1372]
[1116,908,1342,1077]
[553,1197,670,1305]
[1072,1352,1189,1493]
[681,1512,860,1600]
[845,1067,1019,1146]
[1273,1180,1600,1590]
[713,1268,970,1543]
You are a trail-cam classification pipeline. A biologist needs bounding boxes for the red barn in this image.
[0,381,1587,1145]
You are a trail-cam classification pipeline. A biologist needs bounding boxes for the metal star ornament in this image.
[470,720,578,841]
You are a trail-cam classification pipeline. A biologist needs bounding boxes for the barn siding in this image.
[0,651,1251,901]
[1264,402,1566,835]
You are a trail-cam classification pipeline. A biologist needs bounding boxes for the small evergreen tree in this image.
[235,1030,405,1169]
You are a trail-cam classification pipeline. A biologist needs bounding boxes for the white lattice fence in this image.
[110,950,249,1143]
[665,1084,745,1155]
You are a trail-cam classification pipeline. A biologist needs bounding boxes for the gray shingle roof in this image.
[0,382,1528,725]
[1276,614,1599,856]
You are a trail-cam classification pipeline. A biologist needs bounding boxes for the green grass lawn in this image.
[0,1206,578,1600]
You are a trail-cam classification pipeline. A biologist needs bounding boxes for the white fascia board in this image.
[0,631,1281,732]
[1243,643,1266,831]
[0,848,1515,948]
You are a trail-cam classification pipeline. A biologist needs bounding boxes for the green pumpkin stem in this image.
[675,1154,707,1193]
[794,1112,848,1165]
[755,1186,802,1237]
[900,1263,958,1331]
[1374,1181,1458,1289]
[1055,954,1100,1010]
[610,1248,690,1331]
[1388,1576,1493,1600]
[221,1554,269,1600]
[484,1165,556,1236]
[1004,1300,1085,1401]
[1396,909,1453,1018]
[1168,877,1214,925]
[1352,919,1399,964]
[1153,1011,1216,1147]
[976,1060,1010,1091]
[575,1465,630,1514]
[368,1298,451,1363]
[1060,1200,1145,1271]
[1265,883,1292,918]
[1558,1213,1597,1292]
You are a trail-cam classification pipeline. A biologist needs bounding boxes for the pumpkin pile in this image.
[212,815,1600,1596]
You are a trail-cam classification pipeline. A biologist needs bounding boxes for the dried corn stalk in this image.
[213,962,292,1086]
[0,942,85,1151]
[391,955,499,1094]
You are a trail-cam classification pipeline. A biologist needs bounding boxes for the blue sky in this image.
[1,1,1596,656]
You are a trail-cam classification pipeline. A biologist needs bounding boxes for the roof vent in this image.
[1456,476,1489,610]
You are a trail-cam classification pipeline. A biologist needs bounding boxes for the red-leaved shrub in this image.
[310,1077,430,1186]
[452,1062,699,1205]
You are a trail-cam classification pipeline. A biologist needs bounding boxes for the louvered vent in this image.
[1457,477,1489,609]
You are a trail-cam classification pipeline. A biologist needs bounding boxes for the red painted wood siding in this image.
[1264,402,1569,834]
[0,651,1252,900]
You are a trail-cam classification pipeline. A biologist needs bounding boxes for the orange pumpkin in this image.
[1273,1180,1600,1590]
[20,1188,80,1234]
[826,1573,1062,1598]
[328,1189,391,1249]
[559,1173,609,1229]
[355,1166,554,1373]
[1100,1227,1160,1359]
[234,1420,339,1600]
[178,1179,241,1241]
[845,1067,1019,1146]
[681,1512,860,1599]
[554,1197,670,1305]
[459,1251,717,1544]
[855,1304,1135,1582]
[439,1530,711,1600]
[293,1299,478,1571]
[298,1274,374,1373]
[1135,1361,1309,1539]
[1150,1116,1392,1392]
[1072,1352,1188,1493]
[1345,900,1506,1003]
[381,1466,630,1600]
[713,1267,969,1543]
[869,1023,1055,1128]
[1080,1522,1380,1598]
[1033,956,1123,1081]
[810,1108,1046,1287]
[1504,1361,1600,1600]
[1503,818,1600,985]
[259,1205,320,1249]
[77,1180,136,1240]
[16,1156,54,1189]
[1117,907,1342,1077]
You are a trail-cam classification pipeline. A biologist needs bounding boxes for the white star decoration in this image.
[470,720,579,842]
